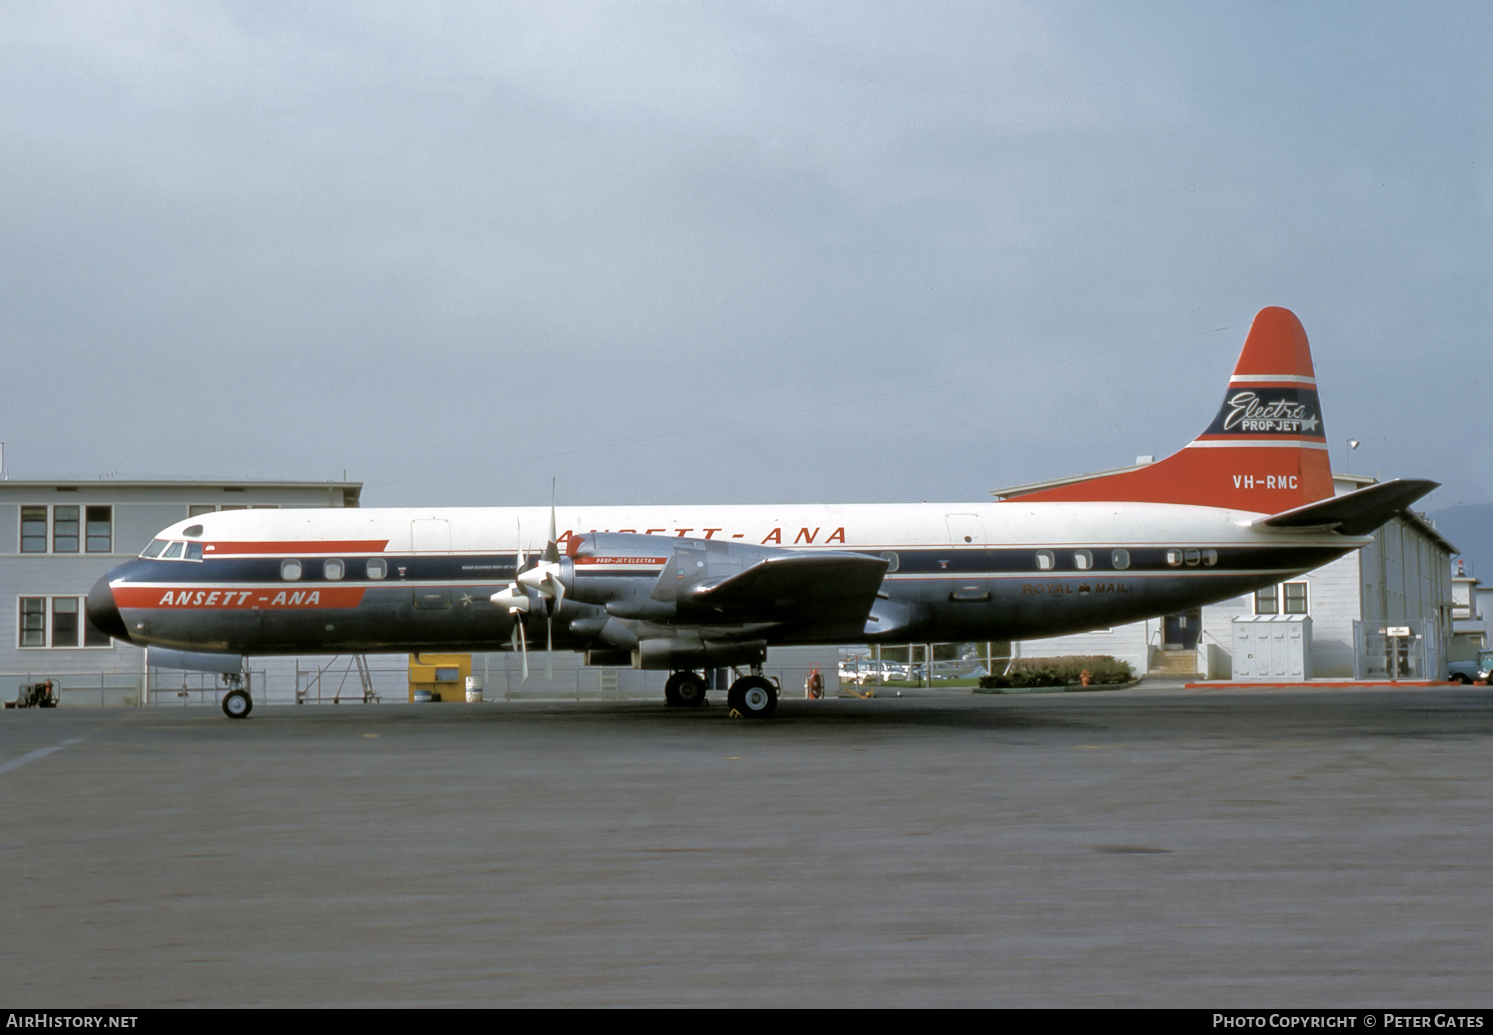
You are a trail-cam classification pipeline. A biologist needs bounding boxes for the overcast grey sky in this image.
[2,2,1488,508]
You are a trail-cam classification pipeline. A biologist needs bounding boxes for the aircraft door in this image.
[943,513,990,608]
[411,520,453,610]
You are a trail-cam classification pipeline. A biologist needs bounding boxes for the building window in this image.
[19,597,45,646]
[21,507,47,552]
[52,597,79,647]
[1255,585,1278,615]
[53,506,79,552]
[17,596,111,649]
[189,505,216,517]
[86,506,111,552]
[16,505,112,553]
[1284,582,1308,614]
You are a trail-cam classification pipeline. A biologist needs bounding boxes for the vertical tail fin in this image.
[1009,307,1333,512]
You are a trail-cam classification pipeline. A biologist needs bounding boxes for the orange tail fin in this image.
[1011,307,1333,512]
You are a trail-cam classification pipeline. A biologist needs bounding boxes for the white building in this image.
[1450,561,1488,659]
[1011,473,1457,680]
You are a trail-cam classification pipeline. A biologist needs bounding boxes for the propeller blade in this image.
[516,614,529,683]
[542,489,560,564]
[545,615,554,681]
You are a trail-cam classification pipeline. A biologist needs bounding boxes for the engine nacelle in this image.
[633,636,767,671]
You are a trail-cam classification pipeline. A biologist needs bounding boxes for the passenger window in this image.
[1111,548,1130,570]
[324,559,345,580]
[1203,549,1218,567]
[1184,549,1200,566]
[1036,550,1055,571]
[142,539,168,558]
[281,559,303,581]
[1074,549,1092,571]
[162,542,183,559]
[1166,549,1183,567]
[366,558,388,580]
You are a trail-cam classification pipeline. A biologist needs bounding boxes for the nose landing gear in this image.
[220,673,253,719]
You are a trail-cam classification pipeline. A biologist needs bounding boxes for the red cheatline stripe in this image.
[204,540,390,555]
[115,586,368,609]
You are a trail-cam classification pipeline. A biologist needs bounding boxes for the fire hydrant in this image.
[1080,669,1091,687]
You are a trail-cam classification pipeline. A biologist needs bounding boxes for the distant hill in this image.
[1429,504,1493,579]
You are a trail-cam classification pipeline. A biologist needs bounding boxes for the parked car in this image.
[1448,650,1493,685]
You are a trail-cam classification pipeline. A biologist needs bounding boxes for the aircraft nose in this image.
[86,574,132,644]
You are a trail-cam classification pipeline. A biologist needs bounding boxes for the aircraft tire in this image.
[727,676,777,718]
[222,689,253,719]
[676,672,708,707]
[665,671,708,708]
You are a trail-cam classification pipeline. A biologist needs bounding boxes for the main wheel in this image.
[222,688,253,719]
[664,671,708,708]
[727,676,778,718]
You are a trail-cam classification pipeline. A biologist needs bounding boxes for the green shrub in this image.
[978,655,1133,689]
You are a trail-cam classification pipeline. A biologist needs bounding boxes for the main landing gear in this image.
[664,671,709,708]
[664,668,779,717]
[727,671,778,719]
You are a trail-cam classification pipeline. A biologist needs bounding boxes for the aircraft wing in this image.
[1255,478,1440,536]
[683,551,889,624]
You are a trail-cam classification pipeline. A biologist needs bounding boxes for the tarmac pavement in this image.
[2,684,1490,1007]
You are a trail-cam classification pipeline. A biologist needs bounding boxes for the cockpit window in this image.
[183,524,204,537]
[162,542,183,559]
[142,539,167,558]
[185,542,204,561]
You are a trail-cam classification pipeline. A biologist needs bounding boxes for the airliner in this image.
[86,307,1435,718]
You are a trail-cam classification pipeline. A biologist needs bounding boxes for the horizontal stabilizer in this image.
[1256,479,1439,536]
[687,551,888,621]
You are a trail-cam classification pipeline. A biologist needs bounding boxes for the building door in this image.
[1163,608,1202,650]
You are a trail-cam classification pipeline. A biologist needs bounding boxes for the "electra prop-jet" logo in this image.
[1222,392,1319,433]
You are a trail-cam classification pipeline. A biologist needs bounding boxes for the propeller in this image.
[491,521,533,681]
[517,495,566,680]
[490,489,567,681]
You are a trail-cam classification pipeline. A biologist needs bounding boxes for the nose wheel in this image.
[222,688,253,719]
[727,675,778,718]
[664,671,709,708]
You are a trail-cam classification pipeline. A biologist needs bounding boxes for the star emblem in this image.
[1303,416,1319,432]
